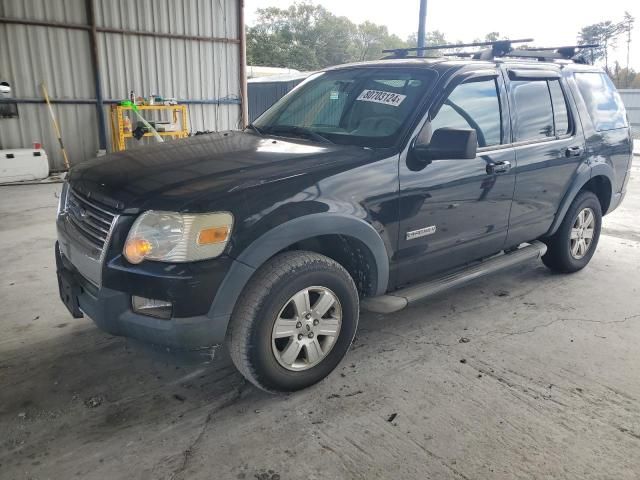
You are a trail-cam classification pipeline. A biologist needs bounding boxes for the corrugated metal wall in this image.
[619,90,640,139]
[0,0,242,170]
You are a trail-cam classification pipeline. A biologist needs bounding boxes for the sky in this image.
[245,0,638,69]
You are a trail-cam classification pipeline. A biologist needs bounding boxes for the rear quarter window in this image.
[574,72,628,131]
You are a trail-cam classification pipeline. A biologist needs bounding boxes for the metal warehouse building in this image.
[0,0,247,171]
[619,90,640,139]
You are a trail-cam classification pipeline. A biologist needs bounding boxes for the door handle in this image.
[486,161,511,175]
[565,145,584,157]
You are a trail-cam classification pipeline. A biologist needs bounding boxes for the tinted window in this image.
[430,78,502,147]
[548,80,570,136]
[575,72,627,131]
[512,80,554,141]
[255,68,435,148]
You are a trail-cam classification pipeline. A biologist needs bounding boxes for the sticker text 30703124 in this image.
[356,89,407,107]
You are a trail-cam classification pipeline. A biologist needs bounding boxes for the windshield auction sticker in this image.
[356,89,406,107]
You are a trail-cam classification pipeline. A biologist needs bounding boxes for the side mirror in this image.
[413,127,478,162]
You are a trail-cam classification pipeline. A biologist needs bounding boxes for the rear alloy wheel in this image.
[542,190,602,273]
[226,251,359,392]
[569,207,596,260]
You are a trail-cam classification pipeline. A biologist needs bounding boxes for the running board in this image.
[361,241,548,314]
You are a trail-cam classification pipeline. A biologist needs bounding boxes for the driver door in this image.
[395,71,516,286]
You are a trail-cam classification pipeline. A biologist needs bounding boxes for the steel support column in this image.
[238,0,249,128]
[417,0,428,57]
[85,0,107,150]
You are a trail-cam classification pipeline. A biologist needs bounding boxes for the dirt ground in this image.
[1,158,640,480]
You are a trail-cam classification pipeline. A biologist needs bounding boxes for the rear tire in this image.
[226,251,359,393]
[542,191,602,273]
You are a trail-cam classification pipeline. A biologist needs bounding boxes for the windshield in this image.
[253,67,436,148]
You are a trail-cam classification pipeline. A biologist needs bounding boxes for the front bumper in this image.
[55,243,240,349]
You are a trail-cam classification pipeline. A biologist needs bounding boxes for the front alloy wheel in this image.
[272,287,342,371]
[227,251,359,392]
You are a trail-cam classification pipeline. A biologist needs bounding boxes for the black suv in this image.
[56,43,633,392]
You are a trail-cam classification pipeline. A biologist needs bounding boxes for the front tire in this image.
[226,251,359,392]
[542,190,602,273]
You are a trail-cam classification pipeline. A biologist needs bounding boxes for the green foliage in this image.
[610,64,640,89]
[247,2,638,84]
[484,32,503,42]
[577,13,635,74]
[247,2,412,70]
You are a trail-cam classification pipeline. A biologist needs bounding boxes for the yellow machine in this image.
[109,104,188,152]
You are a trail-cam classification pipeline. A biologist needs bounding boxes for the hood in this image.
[69,131,372,212]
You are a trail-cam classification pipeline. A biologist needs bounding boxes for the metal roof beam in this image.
[0,17,240,44]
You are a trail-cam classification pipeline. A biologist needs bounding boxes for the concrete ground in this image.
[1,158,640,480]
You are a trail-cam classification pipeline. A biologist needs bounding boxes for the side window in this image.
[574,72,628,131]
[548,80,570,136]
[511,80,554,141]
[430,78,502,148]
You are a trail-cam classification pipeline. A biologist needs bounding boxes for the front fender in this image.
[205,214,390,342]
[547,163,615,236]
[236,214,389,293]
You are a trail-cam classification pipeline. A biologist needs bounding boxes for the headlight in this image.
[123,211,233,264]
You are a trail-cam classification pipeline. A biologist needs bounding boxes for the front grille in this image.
[66,189,117,252]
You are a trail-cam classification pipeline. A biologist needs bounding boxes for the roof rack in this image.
[383,40,600,64]
[382,38,534,59]
[513,44,599,63]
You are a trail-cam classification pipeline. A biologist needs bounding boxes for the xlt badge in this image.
[406,226,437,240]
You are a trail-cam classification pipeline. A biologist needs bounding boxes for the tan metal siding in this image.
[0,0,242,170]
[619,90,640,138]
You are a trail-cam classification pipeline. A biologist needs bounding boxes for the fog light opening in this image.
[132,296,173,319]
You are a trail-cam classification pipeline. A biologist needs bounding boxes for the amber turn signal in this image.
[197,226,230,245]
[124,237,153,264]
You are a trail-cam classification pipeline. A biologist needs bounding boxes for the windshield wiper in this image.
[262,125,333,144]
[246,123,263,135]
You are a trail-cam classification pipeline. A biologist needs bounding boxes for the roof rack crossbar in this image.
[382,39,600,63]
[442,52,474,57]
[444,49,599,63]
[382,38,534,55]
[508,44,600,61]
[523,44,599,51]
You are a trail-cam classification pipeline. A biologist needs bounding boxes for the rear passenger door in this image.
[504,68,586,247]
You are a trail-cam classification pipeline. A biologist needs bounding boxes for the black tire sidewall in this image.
[551,191,602,271]
[248,266,358,392]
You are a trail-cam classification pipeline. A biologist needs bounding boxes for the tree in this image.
[354,21,390,61]
[425,30,448,56]
[484,32,503,42]
[622,11,635,87]
[609,64,640,89]
[247,3,350,70]
[247,2,411,69]
[578,21,626,72]
[314,13,356,66]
